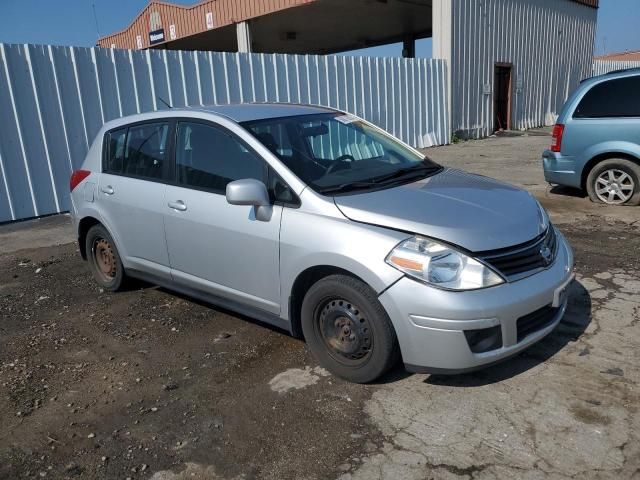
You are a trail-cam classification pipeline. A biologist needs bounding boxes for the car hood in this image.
[333,168,546,252]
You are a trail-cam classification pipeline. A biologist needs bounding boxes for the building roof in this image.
[97,0,434,53]
[98,0,314,51]
[98,0,598,53]
[594,50,640,62]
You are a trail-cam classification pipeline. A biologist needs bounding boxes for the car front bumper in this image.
[542,150,581,188]
[379,229,575,374]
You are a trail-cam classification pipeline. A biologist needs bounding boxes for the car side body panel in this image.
[278,189,407,321]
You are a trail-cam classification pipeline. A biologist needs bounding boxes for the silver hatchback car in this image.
[70,104,574,383]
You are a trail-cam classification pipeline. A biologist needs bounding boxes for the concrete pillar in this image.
[432,0,453,138]
[236,21,252,53]
[402,37,416,58]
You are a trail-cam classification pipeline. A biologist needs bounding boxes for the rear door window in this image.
[123,123,170,180]
[574,76,640,119]
[105,128,127,173]
[103,122,170,181]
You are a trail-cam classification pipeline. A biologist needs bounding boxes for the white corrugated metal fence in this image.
[593,60,640,76]
[0,43,449,223]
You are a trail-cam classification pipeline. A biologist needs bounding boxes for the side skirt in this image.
[127,269,292,334]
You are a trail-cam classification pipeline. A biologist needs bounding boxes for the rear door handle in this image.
[168,200,187,212]
[100,185,114,195]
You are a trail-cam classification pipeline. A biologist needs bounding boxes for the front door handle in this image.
[100,185,114,195]
[168,200,187,212]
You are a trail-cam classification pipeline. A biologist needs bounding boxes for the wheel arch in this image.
[77,216,103,260]
[581,152,640,190]
[288,265,372,339]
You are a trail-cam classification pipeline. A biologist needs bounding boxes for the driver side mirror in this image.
[226,179,272,221]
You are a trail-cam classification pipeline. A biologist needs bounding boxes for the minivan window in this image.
[574,76,640,119]
[175,122,266,193]
[242,113,441,195]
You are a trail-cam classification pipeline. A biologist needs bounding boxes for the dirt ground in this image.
[1,131,639,480]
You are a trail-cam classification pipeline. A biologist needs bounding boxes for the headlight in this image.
[386,236,504,291]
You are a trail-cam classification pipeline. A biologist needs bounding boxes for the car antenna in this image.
[157,96,172,109]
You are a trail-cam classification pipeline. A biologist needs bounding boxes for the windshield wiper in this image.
[319,181,382,195]
[370,164,441,185]
[319,165,441,195]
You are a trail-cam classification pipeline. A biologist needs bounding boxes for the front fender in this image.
[279,208,407,320]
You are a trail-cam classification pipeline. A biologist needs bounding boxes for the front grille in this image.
[478,227,558,281]
[516,304,559,342]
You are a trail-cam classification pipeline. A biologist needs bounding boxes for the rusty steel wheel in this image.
[93,237,117,282]
[85,224,127,291]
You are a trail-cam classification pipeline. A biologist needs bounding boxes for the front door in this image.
[163,120,282,314]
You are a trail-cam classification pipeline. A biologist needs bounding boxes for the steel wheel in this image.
[594,169,635,205]
[92,237,117,282]
[301,274,400,383]
[316,298,373,366]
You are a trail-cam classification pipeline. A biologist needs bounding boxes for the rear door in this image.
[97,120,173,279]
[163,120,282,314]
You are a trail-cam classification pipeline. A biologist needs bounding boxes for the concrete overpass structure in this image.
[98,0,434,57]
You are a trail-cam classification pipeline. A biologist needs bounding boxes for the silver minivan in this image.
[70,104,574,383]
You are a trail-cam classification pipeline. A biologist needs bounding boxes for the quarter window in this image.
[175,122,266,193]
[574,77,640,119]
[105,128,127,173]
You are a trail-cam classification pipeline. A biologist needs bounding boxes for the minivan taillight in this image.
[551,124,565,153]
[70,170,91,192]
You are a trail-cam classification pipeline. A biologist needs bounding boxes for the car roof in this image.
[193,103,338,122]
[581,68,640,88]
[100,103,339,132]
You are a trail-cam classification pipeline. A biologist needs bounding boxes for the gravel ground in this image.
[1,130,639,480]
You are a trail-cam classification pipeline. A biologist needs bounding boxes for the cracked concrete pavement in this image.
[338,270,639,479]
[1,130,639,479]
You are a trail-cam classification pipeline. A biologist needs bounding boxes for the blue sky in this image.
[0,0,637,57]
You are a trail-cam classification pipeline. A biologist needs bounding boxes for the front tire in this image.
[586,158,640,206]
[85,224,127,291]
[301,275,400,383]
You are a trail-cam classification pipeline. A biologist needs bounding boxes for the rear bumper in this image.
[379,229,574,373]
[542,150,581,188]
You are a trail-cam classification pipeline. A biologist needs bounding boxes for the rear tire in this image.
[586,158,640,206]
[85,224,127,291]
[301,274,400,383]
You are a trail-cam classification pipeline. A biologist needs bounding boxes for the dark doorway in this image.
[494,63,512,132]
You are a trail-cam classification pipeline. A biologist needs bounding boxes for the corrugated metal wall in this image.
[450,0,597,138]
[0,43,449,223]
[593,60,640,76]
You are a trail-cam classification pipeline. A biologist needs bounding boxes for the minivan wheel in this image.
[301,275,400,383]
[86,224,127,291]
[586,159,640,206]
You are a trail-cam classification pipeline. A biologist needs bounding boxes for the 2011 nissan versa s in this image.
[70,104,575,383]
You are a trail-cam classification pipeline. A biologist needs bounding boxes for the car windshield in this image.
[241,113,442,195]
